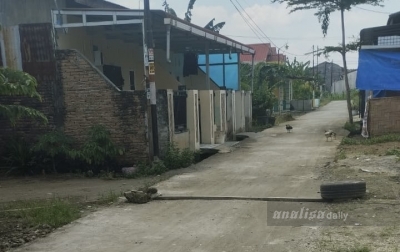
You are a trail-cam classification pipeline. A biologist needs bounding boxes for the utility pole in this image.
[331,60,334,93]
[144,0,159,158]
[278,48,280,65]
[316,46,319,73]
[312,45,315,76]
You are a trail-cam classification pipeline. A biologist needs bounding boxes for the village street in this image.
[12,101,349,252]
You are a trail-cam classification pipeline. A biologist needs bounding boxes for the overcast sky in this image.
[108,0,397,69]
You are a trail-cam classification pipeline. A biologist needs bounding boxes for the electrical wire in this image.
[354,6,391,14]
[228,0,266,46]
[230,0,312,57]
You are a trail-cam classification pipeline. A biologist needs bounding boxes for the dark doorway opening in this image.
[103,65,124,90]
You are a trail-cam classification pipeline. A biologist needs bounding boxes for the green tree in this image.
[272,0,384,124]
[0,68,47,126]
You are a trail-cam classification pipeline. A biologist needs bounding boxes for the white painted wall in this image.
[331,71,357,94]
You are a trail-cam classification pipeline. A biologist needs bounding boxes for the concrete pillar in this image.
[199,90,215,144]
[186,90,200,151]
[244,91,252,131]
[167,89,175,142]
[214,90,227,144]
[235,90,245,133]
[1,26,23,70]
[226,90,236,140]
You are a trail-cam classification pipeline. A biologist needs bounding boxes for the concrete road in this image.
[13,101,348,252]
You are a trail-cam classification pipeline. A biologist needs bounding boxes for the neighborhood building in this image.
[357,11,400,137]
[331,70,357,95]
[240,43,286,64]
[0,0,255,164]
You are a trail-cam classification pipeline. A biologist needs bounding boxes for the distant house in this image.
[310,61,344,92]
[240,43,286,64]
[331,70,357,94]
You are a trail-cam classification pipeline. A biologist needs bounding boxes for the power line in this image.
[230,0,304,57]
[229,0,266,46]
[354,6,391,14]
[239,0,277,35]
[233,0,275,45]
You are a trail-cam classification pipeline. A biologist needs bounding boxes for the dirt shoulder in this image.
[314,138,400,252]
[0,164,206,204]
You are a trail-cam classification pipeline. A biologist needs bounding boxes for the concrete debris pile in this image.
[124,187,159,204]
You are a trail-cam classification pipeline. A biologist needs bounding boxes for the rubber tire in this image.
[320,181,366,200]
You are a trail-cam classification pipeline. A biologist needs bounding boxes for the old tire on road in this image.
[320,181,366,200]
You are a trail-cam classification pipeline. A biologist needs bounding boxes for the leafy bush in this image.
[179,148,195,168]
[135,160,167,177]
[163,143,196,170]
[1,134,35,175]
[80,125,124,172]
[163,143,182,170]
[350,89,360,111]
[129,144,196,178]
[33,130,74,173]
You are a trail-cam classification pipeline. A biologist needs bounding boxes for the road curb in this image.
[153,195,325,202]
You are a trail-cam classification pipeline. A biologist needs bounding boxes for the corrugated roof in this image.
[240,43,271,63]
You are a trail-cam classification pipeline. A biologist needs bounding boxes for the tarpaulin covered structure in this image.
[356,49,400,92]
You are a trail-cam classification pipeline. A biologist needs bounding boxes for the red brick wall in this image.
[57,50,150,164]
[368,96,400,137]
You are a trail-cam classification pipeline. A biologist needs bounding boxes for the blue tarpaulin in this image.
[356,49,400,91]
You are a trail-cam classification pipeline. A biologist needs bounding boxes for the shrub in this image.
[1,134,36,176]
[80,125,124,173]
[163,143,181,170]
[180,148,195,168]
[163,143,196,170]
[33,130,75,173]
[135,160,167,176]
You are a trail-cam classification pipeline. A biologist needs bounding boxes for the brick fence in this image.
[57,50,150,165]
[368,96,400,137]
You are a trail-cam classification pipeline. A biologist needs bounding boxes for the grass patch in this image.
[0,199,81,228]
[337,150,347,160]
[97,190,123,204]
[386,149,400,156]
[342,134,400,146]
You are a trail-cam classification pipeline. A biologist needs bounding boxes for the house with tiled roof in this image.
[240,43,286,64]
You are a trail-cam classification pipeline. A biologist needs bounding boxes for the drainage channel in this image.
[153,195,325,203]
